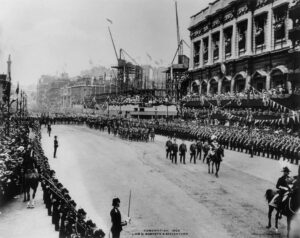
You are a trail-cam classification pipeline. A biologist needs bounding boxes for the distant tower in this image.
[7,54,12,82]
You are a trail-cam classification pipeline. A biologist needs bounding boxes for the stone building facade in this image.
[188,0,300,96]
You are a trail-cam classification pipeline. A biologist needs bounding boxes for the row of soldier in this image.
[155,122,300,165]
[30,121,106,238]
[165,137,221,165]
[29,115,300,165]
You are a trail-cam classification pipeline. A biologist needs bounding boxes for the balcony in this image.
[255,44,266,54]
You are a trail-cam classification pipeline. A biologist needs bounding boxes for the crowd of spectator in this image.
[0,119,105,238]
[0,120,31,202]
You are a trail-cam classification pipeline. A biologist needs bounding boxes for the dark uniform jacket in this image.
[110,208,122,233]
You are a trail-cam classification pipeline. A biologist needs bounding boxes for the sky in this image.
[0,0,207,86]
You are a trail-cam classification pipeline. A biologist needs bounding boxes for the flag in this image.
[16,82,19,94]
[106,18,113,24]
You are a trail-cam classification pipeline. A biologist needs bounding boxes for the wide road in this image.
[41,125,299,238]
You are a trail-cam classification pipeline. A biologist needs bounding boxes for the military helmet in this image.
[112,197,120,206]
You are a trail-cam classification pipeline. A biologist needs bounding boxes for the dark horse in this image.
[265,188,299,237]
[23,169,39,208]
[207,146,224,177]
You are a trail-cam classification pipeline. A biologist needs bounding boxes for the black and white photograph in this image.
[0,0,300,237]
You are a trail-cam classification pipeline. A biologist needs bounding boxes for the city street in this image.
[41,125,299,238]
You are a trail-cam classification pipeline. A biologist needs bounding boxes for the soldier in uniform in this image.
[179,140,187,164]
[202,140,210,163]
[171,139,178,164]
[165,137,172,160]
[47,123,52,137]
[190,140,197,164]
[110,197,130,238]
[54,136,59,158]
[196,139,202,161]
[269,167,292,219]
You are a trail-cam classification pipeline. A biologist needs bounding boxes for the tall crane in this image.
[175,0,183,62]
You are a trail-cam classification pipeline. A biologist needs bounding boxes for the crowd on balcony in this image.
[181,84,300,103]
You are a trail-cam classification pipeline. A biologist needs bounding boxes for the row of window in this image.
[193,5,289,67]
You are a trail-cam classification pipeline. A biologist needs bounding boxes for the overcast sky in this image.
[0,0,206,86]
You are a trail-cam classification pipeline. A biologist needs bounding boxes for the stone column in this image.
[232,19,237,59]
[245,75,251,90]
[219,28,224,62]
[218,78,222,95]
[207,81,210,95]
[266,10,272,51]
[230,78,235,93]
[200,39,203,67]
[190,40,194,69]
[199,83,202,95]
[246,13,252,55]
[208,32,213,65]
[266,75,271,90]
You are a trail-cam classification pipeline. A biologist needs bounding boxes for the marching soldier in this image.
[190,140,197,164]
[196,139,202,160]
[179,140,187,164]
[171,139,178,164]
[165,137,172,160]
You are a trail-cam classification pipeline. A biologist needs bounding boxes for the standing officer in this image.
[47,123,52,137]
[196,139,202,160]
[171,139,178,164]
[190,140,197,164]
[110,197,130,238]
[165,137,172,160]
[54,136,59,158]
[179,140,187,164]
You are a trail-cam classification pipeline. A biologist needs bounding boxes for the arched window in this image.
[251,70,267,92]
[209,77,218,95]
[221,76,232,94]
[233,72,247,93]
[201,81,207,95]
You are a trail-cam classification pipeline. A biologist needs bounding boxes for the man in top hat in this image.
[110,197,130,238]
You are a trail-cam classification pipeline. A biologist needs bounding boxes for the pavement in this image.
[0,124,299,238]
[0,187,57,238]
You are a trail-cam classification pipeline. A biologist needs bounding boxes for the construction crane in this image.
[175,0,183,61]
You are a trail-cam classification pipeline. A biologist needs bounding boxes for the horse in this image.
[207,146,224,177]
[265,187,299,237]
[23,169,39,208]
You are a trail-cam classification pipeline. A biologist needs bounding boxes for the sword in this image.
[127,190,132,223]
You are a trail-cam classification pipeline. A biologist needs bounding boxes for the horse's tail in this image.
[265,189,275,203]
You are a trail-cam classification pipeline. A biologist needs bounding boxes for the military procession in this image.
[1,0,300,237]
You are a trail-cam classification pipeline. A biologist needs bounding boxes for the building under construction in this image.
[112,57,143,94]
